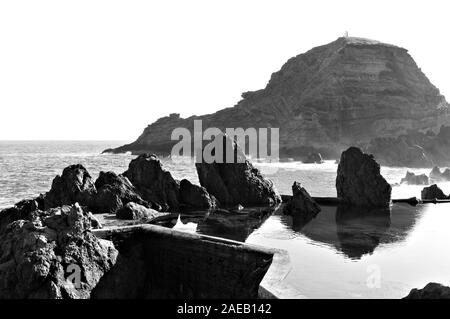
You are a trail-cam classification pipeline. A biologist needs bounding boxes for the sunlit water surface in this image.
[1,141,450,298]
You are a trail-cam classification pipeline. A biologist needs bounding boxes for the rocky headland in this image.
[404,283,450,299]
[105,37,450,167]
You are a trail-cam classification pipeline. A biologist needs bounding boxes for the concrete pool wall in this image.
[92,224,303,299]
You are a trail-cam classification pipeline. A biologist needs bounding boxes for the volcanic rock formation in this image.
[404,283,450,299]
[0,203,117,298]
[116,202,162,220]
[105,37,450,166]
[44,164,96,209]
[421,184,448,200]
[92,171,159,214]
[336,147,391,207]
[195,134,281,207]
[123,154,218,211]
[179,179,218,209]
[283,182,321,220]
[123,154,181,212]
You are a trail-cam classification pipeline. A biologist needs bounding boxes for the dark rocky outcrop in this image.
[400,171,429,185]
[179,179,218,209]
[0,151,281,299]
[43,166,163,214]
[0,198,102,233]
[5,155,220,219]
[105,37,450,167]
[0,203,117,299]
[195,134,281,207]
[123,154,181,212]
[123,154,217,211]
[43,164,96,209]
[336,147,391,207]
[116,202,163,220]
[0,199,42,233]
[92,171,158,214]
[404,283,450,299]
[283,182,321,220]
[421,184,448,200]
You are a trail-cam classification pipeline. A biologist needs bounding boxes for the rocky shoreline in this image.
[0,135,283,298]
[1,139,448,298]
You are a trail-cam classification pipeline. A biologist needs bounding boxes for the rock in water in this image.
[400,171,429,185]
[123,154,181,211]
[116,202,163,220]
[336,147,391,207]
[404,283,450,299]
[92,171,157,214]
[43,164,96,209]
[421,184,448,200]
[179,179,218,209]
[195,134,281,207]
[0,203,117,299]
[123,154,217,211]
[105,37,450,167]
[284,182,321,218]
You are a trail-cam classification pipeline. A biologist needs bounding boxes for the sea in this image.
[1,140,450,299]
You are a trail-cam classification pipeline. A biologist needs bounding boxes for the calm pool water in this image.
[245,203,450,298]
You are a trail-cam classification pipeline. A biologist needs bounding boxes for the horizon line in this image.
[0,139,131,142]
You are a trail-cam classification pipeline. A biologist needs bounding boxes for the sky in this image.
[1,0,449,141]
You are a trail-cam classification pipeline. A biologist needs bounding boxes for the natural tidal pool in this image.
[175,161,450,299]
[173,201,450,299]
[244,203,450,299]
[2,141,450,298]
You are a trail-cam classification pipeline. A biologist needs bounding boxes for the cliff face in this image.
[107,37,450,161]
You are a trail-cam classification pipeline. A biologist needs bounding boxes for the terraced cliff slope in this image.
[106,37,449,164]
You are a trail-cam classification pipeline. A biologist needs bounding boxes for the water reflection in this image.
[196,208,275,242]
[154,206,277,242]
[281,203,420,260]
[246,203,448,298]
[291,209,318,232]
[156,202,421,261]
[335,205,391,259]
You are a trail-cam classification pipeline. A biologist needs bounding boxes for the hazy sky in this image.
[1,0,449,141]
